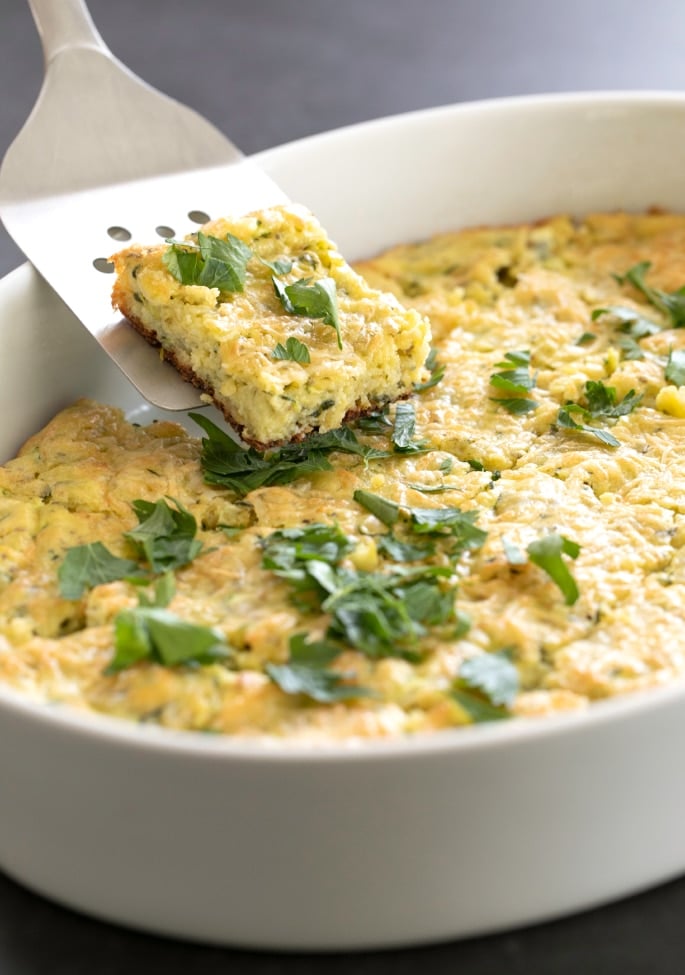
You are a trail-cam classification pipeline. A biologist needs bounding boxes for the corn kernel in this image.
[656,385,685,418]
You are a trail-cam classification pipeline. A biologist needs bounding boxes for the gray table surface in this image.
[2,0,685,971]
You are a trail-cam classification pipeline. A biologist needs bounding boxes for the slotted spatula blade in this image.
[0,0,288,410]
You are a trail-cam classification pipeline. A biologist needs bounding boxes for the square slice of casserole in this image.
[111,204,431,450]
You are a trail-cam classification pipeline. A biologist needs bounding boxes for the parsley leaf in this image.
[556,407,620,447]
[260,257,293,276]
[163,232,252,293]
[376,533,434,562]
[354,406,393,435]
[265,633,371,703]
[110,607,229,672]
[414,348,445,393]
[555,380,640,448]
[490,350,536,393]
[614,262,685,329]
[353,490,487,555]
[502,538,527,565]
[191,413,383,497]
[323,564,454,659]
[353,490,401,527]
[459,651,519,707]
[260,522,457,660]
[124,498,203,574]
[665,348,685,386]
[616,335,645,361]
[273,276,342,349]
[592,305,661,339]
[272,337,311,363]
[490,349,537,413]
[135,572,176,609]
[583,380,642,420]
[58,543,142,600]
[261,524,353,588]
[493,397,538,415]
[451,650,519,722]
[527,533,581,605]
[391,401,427,453]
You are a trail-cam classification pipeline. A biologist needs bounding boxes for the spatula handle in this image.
[27,0,109,64]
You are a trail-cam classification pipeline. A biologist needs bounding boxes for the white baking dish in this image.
[1,92,685,950]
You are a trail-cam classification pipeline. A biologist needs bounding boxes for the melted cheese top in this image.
[2,211,685,740]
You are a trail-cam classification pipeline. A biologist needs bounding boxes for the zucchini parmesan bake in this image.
[2,209,685,740]
[111,204,431,449]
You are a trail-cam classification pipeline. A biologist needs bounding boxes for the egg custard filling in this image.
[2,210,685,740]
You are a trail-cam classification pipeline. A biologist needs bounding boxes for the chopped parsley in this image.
[265,633,372,703]
[614,262,685,329]
[556,409,620,447]
[59,498,205,603]
[354,406,393,435]
[527,533,581,605]
[592,304,661,339]
[106,574,230,672]
[493,397,539,416]
[353,489,487,557]
[273,276,342,349]
[616,335,645,361]
[391,401,427,453]
[414,348,445,393]
[556,380,641,447]
[191,413,384,497]
[582,380,643,420]
[502,538,527,565]
[260,523,457,660]
[260,257,293,276]
[124,498,204,574]
[111,608,228,672]
[272,336,311,363]
[452,650,519,722]
[58,543,142,600]
[665,348,685,386]
[163,232,252,293]
[490,349,537,414]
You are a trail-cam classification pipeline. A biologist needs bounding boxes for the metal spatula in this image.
[0,0,288,410]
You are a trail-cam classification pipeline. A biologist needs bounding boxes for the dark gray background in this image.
[2,0,685,971]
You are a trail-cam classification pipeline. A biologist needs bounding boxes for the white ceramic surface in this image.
[2,92,685,950]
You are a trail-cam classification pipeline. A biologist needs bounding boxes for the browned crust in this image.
[113,290,412,452]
